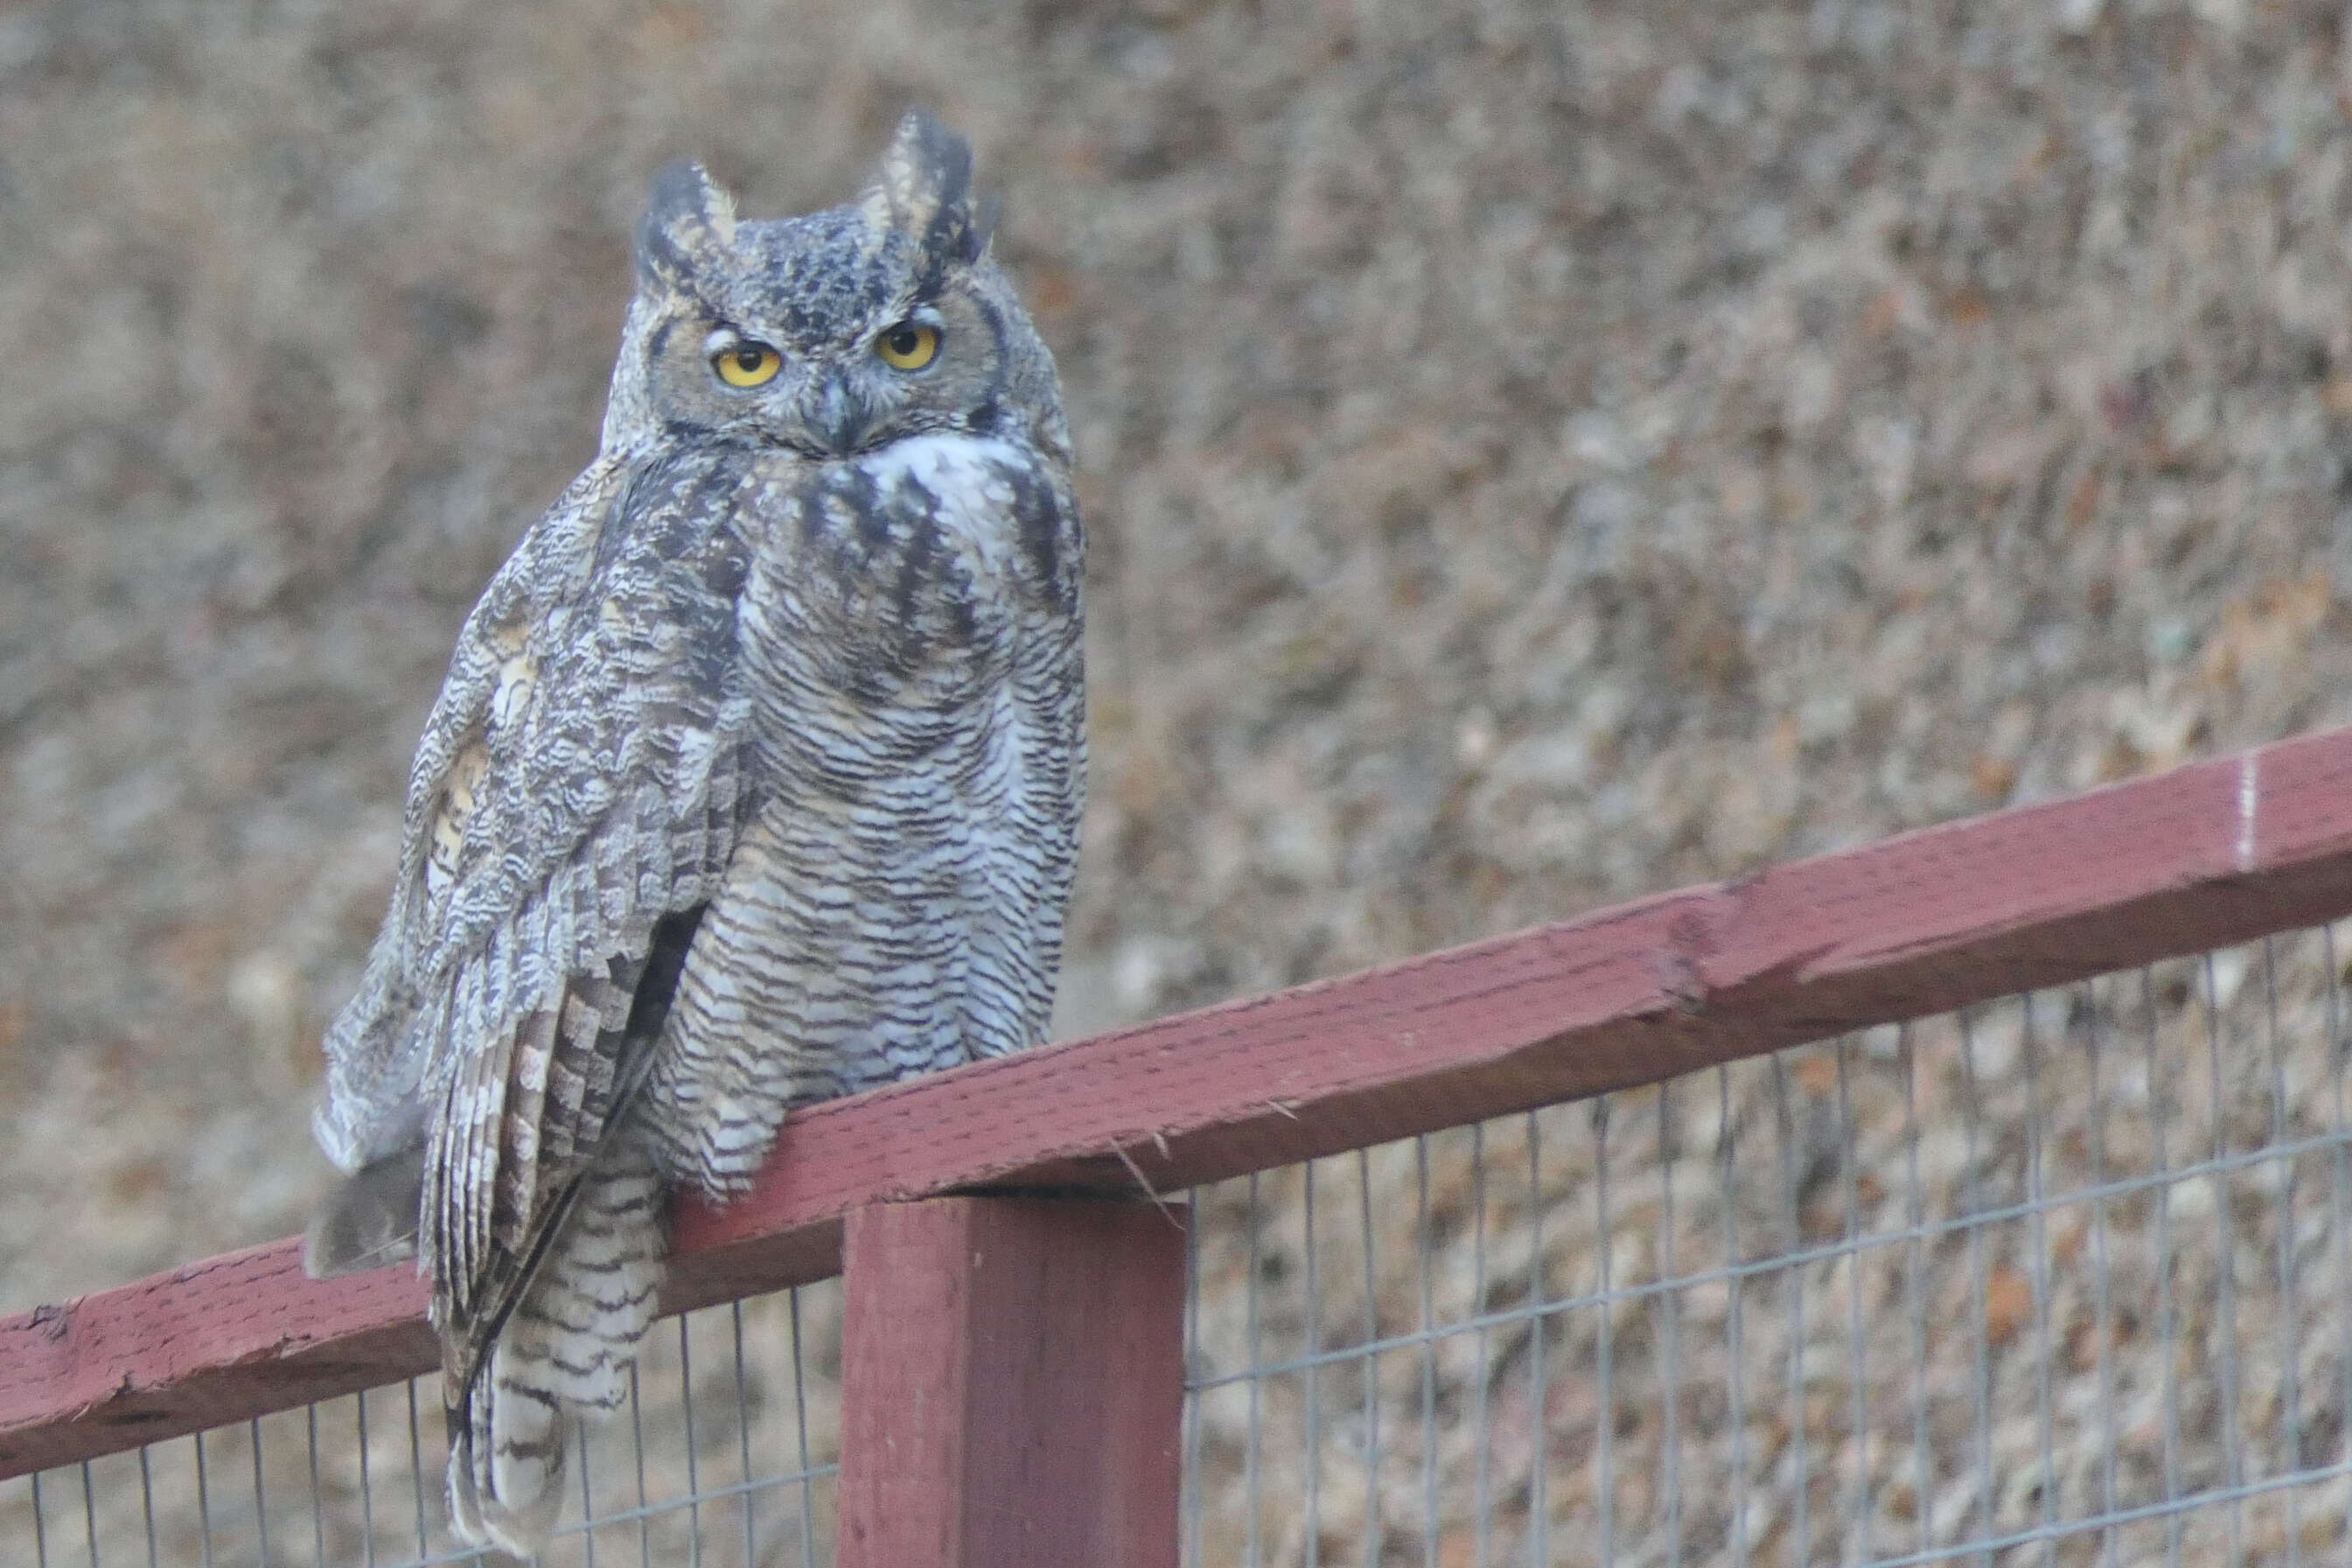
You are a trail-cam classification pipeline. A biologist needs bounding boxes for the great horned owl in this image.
[302,113,1083,1557]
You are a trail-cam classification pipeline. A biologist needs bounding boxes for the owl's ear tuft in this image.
[865,111,991,266]
[636,161,739,286]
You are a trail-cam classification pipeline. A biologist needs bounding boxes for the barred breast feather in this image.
[644,431,1083,1191]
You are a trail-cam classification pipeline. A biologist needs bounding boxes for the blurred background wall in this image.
[3,0,2352,1309]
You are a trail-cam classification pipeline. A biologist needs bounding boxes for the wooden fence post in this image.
[836,1194,1188,1568]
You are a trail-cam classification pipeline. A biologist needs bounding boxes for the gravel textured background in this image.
[6,0,2352,1557]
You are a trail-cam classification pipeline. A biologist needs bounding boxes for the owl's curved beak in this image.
[805,367,873,456]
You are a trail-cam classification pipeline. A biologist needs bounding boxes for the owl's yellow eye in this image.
[713,342,783,388]
[876,321,940,372]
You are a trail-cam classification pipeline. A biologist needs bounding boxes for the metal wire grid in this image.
[1179,923,2352,1566]
[1,1281,843,1567]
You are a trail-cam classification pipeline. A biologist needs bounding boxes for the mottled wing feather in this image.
[436,906,701,1418]
[488,1006,557,1251]
[543,979,619,1168]
[425,1013,514,1314]
[318,449,758,1347]
[436,987,613,1374]
[316,458,622,1170]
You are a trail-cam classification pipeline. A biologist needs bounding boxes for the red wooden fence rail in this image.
[9,725,2352,1488]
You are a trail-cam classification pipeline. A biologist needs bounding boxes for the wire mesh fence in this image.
[12,916,2352,1562]
[1180,923,2352,1566]
[0,1281,843,1568]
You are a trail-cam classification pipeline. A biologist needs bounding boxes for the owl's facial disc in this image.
[632,160,1038,458]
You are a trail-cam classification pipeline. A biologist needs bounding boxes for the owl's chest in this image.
[740,442,1067,686]
[731,435,1075,770]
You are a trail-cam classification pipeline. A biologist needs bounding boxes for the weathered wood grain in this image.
[835,1196,1185,1568]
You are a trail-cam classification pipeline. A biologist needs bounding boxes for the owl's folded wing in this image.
[307,449,757,1314]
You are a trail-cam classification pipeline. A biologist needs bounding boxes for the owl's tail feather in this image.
[303,1145,425,1279]
[446,1144,667,1558]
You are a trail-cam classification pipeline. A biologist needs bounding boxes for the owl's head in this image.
[602,113,1064,464]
